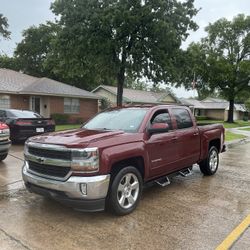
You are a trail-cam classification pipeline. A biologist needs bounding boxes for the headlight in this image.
[71,147,99,173]
[24,141,29,156]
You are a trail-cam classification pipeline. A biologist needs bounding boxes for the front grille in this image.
[28,161,71,178]
[28,146,71,161]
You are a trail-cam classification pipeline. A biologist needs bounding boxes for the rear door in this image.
[145,109,179,177]
[170,108,200,170]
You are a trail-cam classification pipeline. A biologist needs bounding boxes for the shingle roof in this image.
[93,85,179,103]
[180,97,247,111]
[179,98,206,109]
[0,69,99,99]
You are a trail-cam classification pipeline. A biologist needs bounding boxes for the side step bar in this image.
[154,167,193,187]
[155,176,170,187]
[179,167,192,177]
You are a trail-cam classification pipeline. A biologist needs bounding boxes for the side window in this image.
[151,110,173,130]
[172,108,193,129]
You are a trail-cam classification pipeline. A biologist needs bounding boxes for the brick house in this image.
[0,69,99,122]
[92,85,180,106]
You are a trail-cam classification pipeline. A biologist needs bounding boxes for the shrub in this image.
[195,116,208,121]
[51,113,70,125]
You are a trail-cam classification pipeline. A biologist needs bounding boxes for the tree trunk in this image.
[227,99,234,123]
[116,67,125,107]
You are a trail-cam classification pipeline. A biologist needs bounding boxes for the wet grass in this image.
[197,120,250,128]
[55,124,81,131]
[225,131,246,141]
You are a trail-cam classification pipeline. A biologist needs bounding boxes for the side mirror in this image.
[148,123,169,135]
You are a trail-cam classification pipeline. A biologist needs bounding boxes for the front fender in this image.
[100,142,150,179]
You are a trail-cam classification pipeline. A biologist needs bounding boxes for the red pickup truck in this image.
[22,105,225,215]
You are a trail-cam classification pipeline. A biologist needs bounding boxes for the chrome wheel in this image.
[117,173,139,209]
[209,149,218,171]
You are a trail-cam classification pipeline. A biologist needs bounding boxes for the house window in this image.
[64,98,80,113]
[0,95,10,109]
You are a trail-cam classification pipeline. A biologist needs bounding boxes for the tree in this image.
[0,14,10,40]
[14,22,58,78]
[51,0,198,106]
[0,55,20,70]
[183,14,250,122]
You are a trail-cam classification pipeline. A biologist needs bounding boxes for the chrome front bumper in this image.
[22,161,110,200]
[0,139,11,154]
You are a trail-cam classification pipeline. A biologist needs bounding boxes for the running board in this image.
[179,168,192,177]
[155,176,171,187]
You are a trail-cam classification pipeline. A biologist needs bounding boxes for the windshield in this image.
[83,108,148,133]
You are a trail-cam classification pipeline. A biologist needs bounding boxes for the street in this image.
[1,143,250,250]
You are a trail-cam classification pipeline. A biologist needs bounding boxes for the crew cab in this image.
[22,105,225,215]
[0,122,11,161]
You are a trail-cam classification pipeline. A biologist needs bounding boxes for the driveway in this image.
[1,143,250,250]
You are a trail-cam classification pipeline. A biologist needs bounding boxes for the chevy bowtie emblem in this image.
[36,157,45,164]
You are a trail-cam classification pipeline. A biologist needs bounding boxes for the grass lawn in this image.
[55,124,81,131]
[197,120,250,128]
[239,127,250,131]
[225,131,246,141]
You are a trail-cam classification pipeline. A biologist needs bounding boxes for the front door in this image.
[145,109,178,178]
[31,96,41,114]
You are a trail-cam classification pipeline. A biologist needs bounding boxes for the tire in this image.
[107,166,143,216]
[0,153,8,161]
[199,146,219,176]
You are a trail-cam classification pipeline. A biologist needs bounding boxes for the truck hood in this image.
[29,128,125,148]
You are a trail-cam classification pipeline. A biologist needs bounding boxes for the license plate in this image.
[36,128,44,133]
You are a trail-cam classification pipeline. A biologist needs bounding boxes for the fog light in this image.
[80,183,87,195]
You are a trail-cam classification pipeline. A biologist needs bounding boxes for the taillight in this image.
[0,123,9,130]
[16,120,33,125]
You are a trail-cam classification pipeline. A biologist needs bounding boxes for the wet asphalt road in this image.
[1,143,250,250]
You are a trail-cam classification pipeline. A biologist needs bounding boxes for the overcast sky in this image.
[0,0,249,97]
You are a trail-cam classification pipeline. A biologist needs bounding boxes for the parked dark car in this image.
[0,109,55,141]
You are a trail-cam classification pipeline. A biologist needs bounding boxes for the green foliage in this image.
[195,116,208,121]
[55,124,81,131]
[182,14,250,122]
[124,75,148,91]
[0,55,20,70]
[51,113,70,125]
[0,14,10,40]
[14,22,58,78]
[50,0,198,105]
[245,98,250,111]
[100,98,111,110]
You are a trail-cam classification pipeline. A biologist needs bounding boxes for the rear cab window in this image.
[171,108,193,129]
